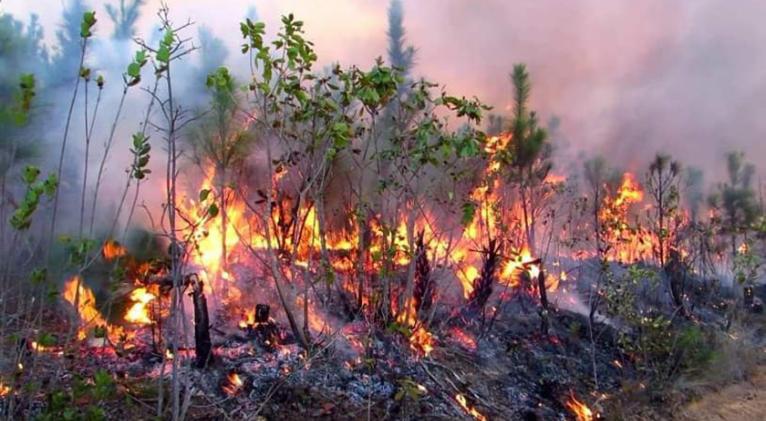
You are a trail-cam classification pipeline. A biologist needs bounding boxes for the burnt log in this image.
[189,275,215,369]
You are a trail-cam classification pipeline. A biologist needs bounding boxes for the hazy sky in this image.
[3,0,766,177]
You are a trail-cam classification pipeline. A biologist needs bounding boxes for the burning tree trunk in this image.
[413,230,434,319]
[189,275,215,369]
[468,239,499,314]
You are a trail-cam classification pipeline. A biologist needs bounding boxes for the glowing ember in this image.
[566,393,594,421]
[450,327,477,351]
[455,393,487,421]
[0,381,11,397]
[222,371,244,396]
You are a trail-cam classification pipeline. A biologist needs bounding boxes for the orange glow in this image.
[0,381,10,397]
[455,393,487,421]
[62,276,109,340]
[410,326,434,357]
[566,393,594,421]
[222,371,244,396]
[124,286,157,325]
[450,327,477,351]
[102,240,127,260]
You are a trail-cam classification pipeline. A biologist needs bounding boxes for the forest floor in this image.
[677,365,766,421]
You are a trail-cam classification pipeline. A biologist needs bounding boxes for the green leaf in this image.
[199,189,211,202]
[461,201,476,227]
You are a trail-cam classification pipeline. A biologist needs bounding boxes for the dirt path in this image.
[677,367,766,421]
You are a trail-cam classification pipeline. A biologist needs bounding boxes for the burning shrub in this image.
[468,239,500,314]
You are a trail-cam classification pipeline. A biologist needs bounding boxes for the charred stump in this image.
[189,275,215,369]
[413,231,435,319]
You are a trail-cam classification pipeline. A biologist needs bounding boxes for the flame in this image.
[566,393,594,421]
[410,326,434,357]
[222,371,244,396]
[0,381,10,397]
[62,276,109,340]
[102,240,127,260]
[455,393,487,421]
[124,286,157,325]
[239,308,256,329]
[613,172,643,207]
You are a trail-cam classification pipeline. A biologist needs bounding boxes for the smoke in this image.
[3,0,765,192]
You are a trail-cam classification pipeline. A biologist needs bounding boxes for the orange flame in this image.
[124,286,157,325]
[62,276,109,340]
[455,393,487,421]
[566,393,594,421]
[222,371,244,395]
[102,240,127,261]
[410,326,434,357]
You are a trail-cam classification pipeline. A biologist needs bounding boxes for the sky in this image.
[3,0,766,180]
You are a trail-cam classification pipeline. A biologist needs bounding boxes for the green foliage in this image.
[36,370,115,421]
[709,152,760,245]
[125,49,148,86]
[732,241,760,286]
[60,236,97,266]
[602,265,714,380]
[155,28,174,71]
[80,11,97,39]
[10,165,57,230]
[129,132,151,179]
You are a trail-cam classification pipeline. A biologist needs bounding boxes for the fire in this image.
[613,172,643,207]
[239,308,256,329]
[0,381,11,397]
[566,393,594,421]
[409,326,434,357]
[62,276,108,340]
[455,393,487,421]
[124,287,157,325]
[598,172,652,263]
[222,371,244,396]
[102,240,127,260]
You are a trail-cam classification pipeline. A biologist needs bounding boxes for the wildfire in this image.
[124,286,157,325]
[409,326,434,357]
[566,393,594,421]
[102,240,127,261]
[455,393,487,421]
[222,371,244,396]
[613,172,643,206]
[62,276,108,340]
[239,308,256,329]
